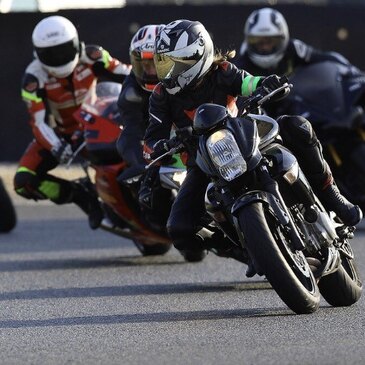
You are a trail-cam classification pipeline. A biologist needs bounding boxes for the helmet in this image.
[130,24,164,91]
[32,16,80,78]
[154,19,214,95]
[244,8,289,69]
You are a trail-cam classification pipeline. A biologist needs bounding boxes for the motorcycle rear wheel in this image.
[238,202,320,314]
[0,178,16,233]
[318,249,362,306]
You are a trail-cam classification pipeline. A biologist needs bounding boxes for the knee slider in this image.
[14,170,45,200]
[277,115,318,146]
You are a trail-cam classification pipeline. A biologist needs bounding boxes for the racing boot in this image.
[70,182,104,230]
[170,233,206,263]
[309,168,362,226]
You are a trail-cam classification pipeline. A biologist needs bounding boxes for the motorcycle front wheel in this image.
[238,202,320,314]
[318,245,362,306]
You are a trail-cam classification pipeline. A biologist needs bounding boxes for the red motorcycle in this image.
[73,82,186,255]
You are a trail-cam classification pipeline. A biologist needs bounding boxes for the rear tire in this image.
[238,202,320,314]
[0,178,16,233]
[319,249,362,306]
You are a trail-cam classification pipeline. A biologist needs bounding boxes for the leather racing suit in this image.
[14,44,131,228]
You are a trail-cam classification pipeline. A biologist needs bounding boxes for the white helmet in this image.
[244,8,289,69]
[32,15,80,78]
[154,20,214,95]
[130,24,164,91]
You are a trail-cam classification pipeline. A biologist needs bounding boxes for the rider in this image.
[116,24,163,178]
[234,7,351,76]
[115,24,175,230]
[141,19,362,263]
[14,15,131,229]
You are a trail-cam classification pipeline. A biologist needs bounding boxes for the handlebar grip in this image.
[279,75,289,84]
[149,150,163,160]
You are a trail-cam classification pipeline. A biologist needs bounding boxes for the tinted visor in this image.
[154,38,204,81]
[247,35,284,56]
[154,53,199,81]
[130,51,158,85]
[35,39,79,67]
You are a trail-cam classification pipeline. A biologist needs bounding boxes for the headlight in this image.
[206,129,247,181]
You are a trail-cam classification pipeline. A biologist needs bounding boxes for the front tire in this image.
[238,202,320,314]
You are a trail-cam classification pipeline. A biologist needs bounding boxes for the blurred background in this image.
[1,0,364,161]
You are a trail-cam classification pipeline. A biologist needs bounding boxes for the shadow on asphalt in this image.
[0,281,271,301]
[0,306,296,329]
[0,255,185,272]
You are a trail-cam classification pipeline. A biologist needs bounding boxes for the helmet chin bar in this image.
[248,51,284,69]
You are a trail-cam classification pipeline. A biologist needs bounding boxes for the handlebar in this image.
[146,127,194,169]
[240,79,293,115]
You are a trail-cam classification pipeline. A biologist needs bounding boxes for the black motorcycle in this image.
[151,83,362,314]
[0,177,16,233]
[276,60,365,211]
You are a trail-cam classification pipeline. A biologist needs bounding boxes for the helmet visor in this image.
[154,38,205,81]
[247,35,284,56]
[35,39,79,67]
[130,51,158,86]
[154,53,199,81]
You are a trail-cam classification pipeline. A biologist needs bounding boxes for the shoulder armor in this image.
[292,39,311,60]
[24,60,48,88]
[82,44,104,63]
[22,73,39,93]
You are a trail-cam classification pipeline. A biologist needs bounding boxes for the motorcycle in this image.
[275,60,365,211]
[150,82,362,314]
[72,82,186,256]
[0,177,16,233]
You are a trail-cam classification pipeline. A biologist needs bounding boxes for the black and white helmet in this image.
[154,20,214,95]
[244,8,289,69]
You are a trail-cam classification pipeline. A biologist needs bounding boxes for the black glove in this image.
[51,140,73,164]
[150,139,174,163]
[152,139,169,155]
[138,165,160,210]
[260,74,283,92]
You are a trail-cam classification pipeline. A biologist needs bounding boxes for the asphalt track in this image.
[0,196,364,364]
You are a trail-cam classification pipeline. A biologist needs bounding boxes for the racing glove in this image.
[260,74,283,92]
[51,140,73,164]
[151,139,170,159]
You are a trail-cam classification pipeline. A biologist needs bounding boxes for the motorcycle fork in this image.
[257,165,306,251]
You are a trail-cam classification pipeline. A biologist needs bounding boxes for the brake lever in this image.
[145,144,184,169]
[66,141,87,169]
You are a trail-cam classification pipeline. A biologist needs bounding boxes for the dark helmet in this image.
[154,19,214,95]
[193,103,228,135]
[129,24,164,91]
